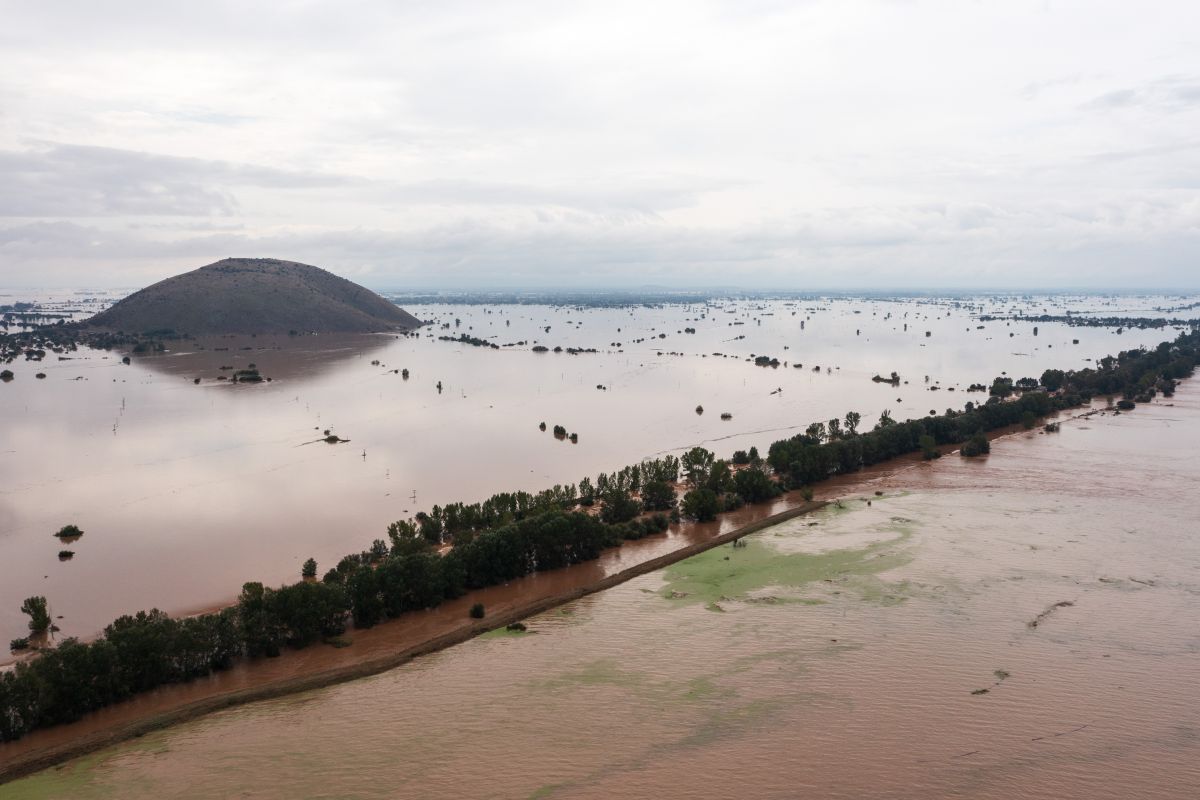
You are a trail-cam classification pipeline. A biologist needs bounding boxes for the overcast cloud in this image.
[1,0,1198,290]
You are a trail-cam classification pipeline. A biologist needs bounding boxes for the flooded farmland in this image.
[7,1,1200,793]
[5,379,1197,799]
[0,294,1187,645]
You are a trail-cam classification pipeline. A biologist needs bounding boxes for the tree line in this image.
[2,330,1196,743]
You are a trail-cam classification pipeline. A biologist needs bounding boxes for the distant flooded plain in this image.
[7,380,1198,799]
[0,295,1190,645]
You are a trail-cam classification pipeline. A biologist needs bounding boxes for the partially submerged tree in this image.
[640,479,676,511]
[20,596,51,634]
[733,467,782,504]
[681,487,720,522]
[919,435,940,460]
[681,446,715,485]
[844,411,862,436]
[961,433,990,457]
[599,487,641,524]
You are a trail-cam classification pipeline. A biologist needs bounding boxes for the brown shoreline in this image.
[0,500,826,784]
[0,397,1121,784]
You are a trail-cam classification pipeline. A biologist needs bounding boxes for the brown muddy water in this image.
[4,382,1197,798]
[0,296,1185,644]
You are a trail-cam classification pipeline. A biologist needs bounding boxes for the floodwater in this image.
[0,294,1188,645]
[5,381,1198,798]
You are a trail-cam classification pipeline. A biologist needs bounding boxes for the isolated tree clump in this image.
[20,597,51,634]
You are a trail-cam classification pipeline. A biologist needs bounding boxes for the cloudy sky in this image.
[1,1,1198,290]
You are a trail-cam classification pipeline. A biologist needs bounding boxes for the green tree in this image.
[414,512,442,545]
[990,377,1014,397]
[681,487,720,521]
[919,435,940,460]
[641,480,676,511]
[733,467,781,504]
[577,476,595,506]
[387,519,430,556]
[346,567,385,628]
[270,581,348,646]
[961,433,990,457]
[599,487,641,524]
[301,558,317,579]
[20,596,50,634]
[705,459,734,493]
[681,446,715,485]
[237,582,284,658]
[844,411,861,436]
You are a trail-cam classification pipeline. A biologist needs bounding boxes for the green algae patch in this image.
[537,658,646,691]
[850,576,914,606]
[681,676,723,701]
[659,531,911,608]
[2,731,176,800]
[1,756,109,800]
[678,688,842,749]
[744,595,825,606]
[534,658,740,710]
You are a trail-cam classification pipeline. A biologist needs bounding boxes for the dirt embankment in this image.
[0,500,825,784]
[0,395,1135,784]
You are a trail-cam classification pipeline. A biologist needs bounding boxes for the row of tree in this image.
[393,455,683,547]
[3,331,1196,743]
[768,334,1197,487]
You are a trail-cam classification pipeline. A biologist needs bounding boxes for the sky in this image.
[1,0,1198,291]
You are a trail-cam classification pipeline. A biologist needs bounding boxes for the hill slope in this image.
[87,258,421,334]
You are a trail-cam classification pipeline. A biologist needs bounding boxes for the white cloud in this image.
[1,0,1198,289]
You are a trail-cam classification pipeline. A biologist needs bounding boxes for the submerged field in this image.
[0,293,1187,645]
[7,382,1198,799]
